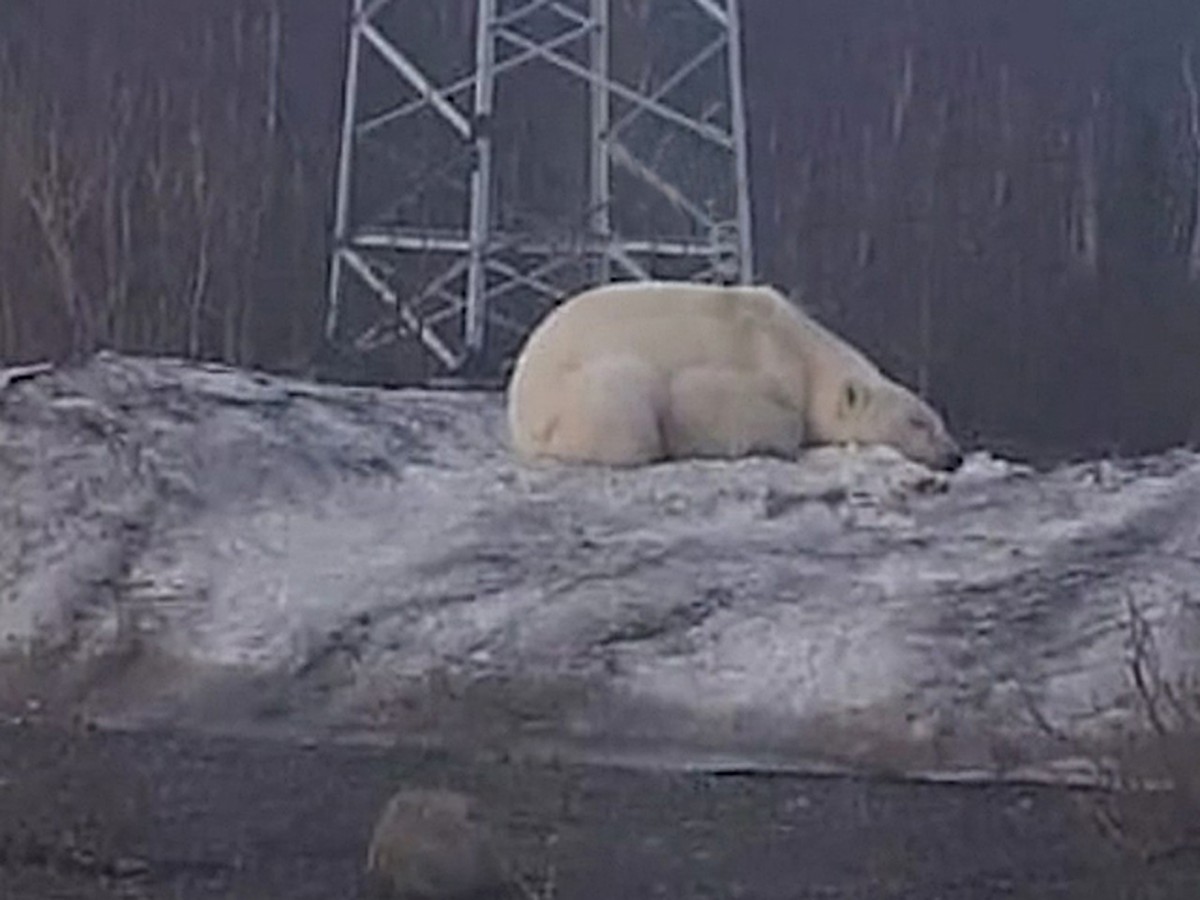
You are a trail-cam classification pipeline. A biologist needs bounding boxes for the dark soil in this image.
[1,719,1199,899]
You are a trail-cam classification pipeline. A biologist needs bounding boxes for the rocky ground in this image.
[1,716,1199,900]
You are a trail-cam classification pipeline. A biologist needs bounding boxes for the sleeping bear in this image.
[506,280,962,472]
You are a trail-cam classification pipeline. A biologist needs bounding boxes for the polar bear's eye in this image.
[908,416,930,432]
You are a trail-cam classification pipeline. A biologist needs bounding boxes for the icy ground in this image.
[2,352,1199,784]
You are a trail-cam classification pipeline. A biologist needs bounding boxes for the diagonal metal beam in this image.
[486,257,565,304]
[494,24,733,149]
[609,243,652,279]
[360,21,472,139]
[340,248,460,368]
[689,0,728,28]
[609,139,716,229]
[424,298,465,328]
[360,18,596,136]
[547,1,589,27]
[609,33,727,139]
[484,253,578,307]
[411,257,472,313]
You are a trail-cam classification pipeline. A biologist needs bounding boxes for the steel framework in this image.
[325,0,754,381]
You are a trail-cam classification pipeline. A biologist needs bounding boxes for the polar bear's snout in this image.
[933,443,965,473]
[897,407,963,473]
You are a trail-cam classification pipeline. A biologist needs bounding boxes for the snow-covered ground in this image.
[2,352,1199,784]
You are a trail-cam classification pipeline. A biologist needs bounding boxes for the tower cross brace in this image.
[325,0,754,382]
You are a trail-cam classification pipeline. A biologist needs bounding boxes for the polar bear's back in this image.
[506,281,805,460]
[514,280,789,373]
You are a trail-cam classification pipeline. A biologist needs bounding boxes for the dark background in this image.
[2,0,1199,463]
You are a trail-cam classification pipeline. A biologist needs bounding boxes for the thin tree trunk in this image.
[22,111,101,359]
[186,95,212,359]
[266,0,281,137]
[1073,89,1101,278]
[891,43,915,146]
[1182,43,1200,283]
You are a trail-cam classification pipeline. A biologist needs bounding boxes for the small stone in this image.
[111,856,150,878]
[365,788,520,899]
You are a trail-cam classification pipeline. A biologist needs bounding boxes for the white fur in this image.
[506,280,960,470]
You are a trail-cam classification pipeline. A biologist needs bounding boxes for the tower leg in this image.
[726,0,754,283]
[324,0,755,384]
[589,0,612,284]
[465,0,498,358]
[325,0,366,342]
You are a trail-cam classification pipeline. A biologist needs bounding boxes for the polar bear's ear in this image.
[838,379,871,418]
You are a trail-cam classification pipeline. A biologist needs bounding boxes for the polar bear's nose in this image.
[941,449,965,472]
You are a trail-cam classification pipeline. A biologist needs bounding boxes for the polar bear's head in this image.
[833,378,962,472]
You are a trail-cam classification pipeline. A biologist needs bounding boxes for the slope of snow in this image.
[2,352,1199,783]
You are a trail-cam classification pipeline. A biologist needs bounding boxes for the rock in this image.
[111,855,151,879]
[364,788,521,899]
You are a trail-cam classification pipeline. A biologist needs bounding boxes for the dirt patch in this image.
[1,719,1199,899]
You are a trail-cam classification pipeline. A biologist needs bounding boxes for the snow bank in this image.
[2,352,1199,783]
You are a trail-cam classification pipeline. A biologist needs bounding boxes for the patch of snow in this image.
[2,351,1199,784]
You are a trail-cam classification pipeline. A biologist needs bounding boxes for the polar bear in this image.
[506,280,963,472]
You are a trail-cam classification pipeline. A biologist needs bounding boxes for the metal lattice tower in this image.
[325,0,754,382]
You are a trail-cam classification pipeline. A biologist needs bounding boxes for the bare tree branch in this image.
[20,100,108,358]
[891,44,915,146]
